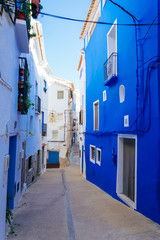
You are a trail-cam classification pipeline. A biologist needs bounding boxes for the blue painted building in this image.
[80,0,160,223]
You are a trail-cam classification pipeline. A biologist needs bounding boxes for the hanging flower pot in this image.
[19,68,25,76]
[16,9,25,20]
[32,0,40,5]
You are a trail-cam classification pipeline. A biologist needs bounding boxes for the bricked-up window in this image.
[93,100,99,131]
[57,91,64,99]
[52,130,58,139]
[90,145,95,163]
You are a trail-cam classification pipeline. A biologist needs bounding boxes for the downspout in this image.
[108,0,140,131]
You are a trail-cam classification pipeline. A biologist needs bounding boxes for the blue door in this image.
[7,136,17,209]
[47,151,59,168]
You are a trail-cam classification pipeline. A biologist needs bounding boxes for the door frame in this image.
[116,134,137,209]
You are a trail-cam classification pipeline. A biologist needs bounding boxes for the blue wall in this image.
[84,0,160,224]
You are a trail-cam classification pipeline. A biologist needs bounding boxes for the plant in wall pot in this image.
[32,0,43,19]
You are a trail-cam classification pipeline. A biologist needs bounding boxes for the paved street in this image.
[6,145,160,240]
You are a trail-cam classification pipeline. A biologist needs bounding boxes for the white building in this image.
[30,20,53,173]
[78,49,86,178]
[72,90,80,143]
[47,77,74,168]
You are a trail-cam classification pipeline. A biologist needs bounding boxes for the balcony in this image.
[42,123,47,137]
[15,0,30,53]
[104,52,117,86]
[35,95,41,114]
[1,0,16,24]
[18,57,30,114]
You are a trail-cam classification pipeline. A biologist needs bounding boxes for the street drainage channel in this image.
[61,170,76,240]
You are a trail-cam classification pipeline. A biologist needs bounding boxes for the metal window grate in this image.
[104,52,117,85]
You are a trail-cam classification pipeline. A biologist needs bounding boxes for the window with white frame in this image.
[93,100,99,131]
[107,19,117,58]
[57,91,64,99]
[96,148,101,166]
[90,145,95,163]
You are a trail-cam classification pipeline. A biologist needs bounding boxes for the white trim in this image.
[90,145,96,164]
[96,148,101,166]
[116,134,137,209]
[103,90,107,101]
[107,19,117,58]
[93,100,99,131]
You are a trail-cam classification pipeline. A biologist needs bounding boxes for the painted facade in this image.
[72,90,80,144]
[78,50,86,177]
[47,77,74,168]
[0,3,51,239]
[0,5,30,239]
[80,0,160,223]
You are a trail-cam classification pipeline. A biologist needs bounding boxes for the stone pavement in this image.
[6,164,160,239]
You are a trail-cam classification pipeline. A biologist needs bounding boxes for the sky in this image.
[39,0,92,89]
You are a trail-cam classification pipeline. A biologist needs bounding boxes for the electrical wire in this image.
[39,11,160,27]
[142,11,160,41]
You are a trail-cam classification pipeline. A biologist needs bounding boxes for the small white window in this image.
[52,130,58,139]
[96,148,101,166]
[57,91,64,99]
[124,115,129,127]
[93,100,99,131]
[103,90,107,101]
[90,145,95,163]
[119,85,125,103]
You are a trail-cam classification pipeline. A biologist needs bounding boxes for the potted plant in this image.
[19,68,25,76]
[18,97,24,111]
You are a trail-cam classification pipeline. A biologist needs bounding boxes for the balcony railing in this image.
[18,57,30,114]
[35,95,41,114]
[104,52,117,85]
[0,0,16,24]
[42,123,47,136]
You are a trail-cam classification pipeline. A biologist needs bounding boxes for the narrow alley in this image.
[6,144,160,240]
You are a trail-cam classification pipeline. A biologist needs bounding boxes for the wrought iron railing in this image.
[18,57,30,114]
[35,95,41,114]
[104,52,117,85]
[42,123,47,136]
[0,0,17,24]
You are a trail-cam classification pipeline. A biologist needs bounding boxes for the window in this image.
[90,145,95,163]
[96,148,101,166]
[57,91,64,99]
[79,109,83,125]
[28,156,32,170]
[57,113,63,120]
[119,85,125,103]
[107,19,117,58]
[52,130,58,140]
[43,80,47,93]
[93,100,99,131]
[103,90,107,101]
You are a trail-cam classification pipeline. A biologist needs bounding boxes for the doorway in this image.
[7,136,17,209]
[117,135,137,209]
[47,151,59,168]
